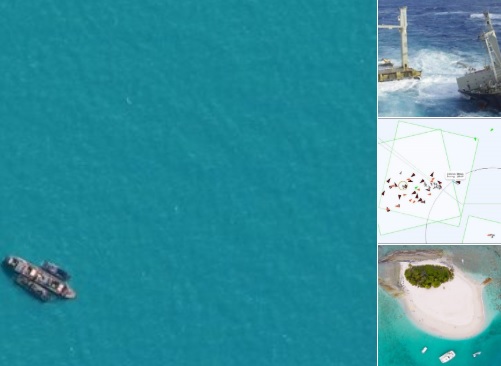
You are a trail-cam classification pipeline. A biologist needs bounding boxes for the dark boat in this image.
[4,256,76,299]
[15,275,51,302]
[456,12,501,108]
[41,261,71,281]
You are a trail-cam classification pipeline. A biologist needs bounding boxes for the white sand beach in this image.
[400,260,486,339]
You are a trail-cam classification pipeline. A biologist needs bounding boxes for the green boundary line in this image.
[440,129,462,218]
[461,215,501,243]
[439,129,477,140]
[378,127,462,221]
[378,129,441,145]
[378,120,477,236]
[378,122,400,209]
[377,206,460,226]
[457,138,479,227]
[467,215,501,224]
[461,215,471,243]
[398,120,475,139]
[397,120,436,131]
[378,207,461,236]
[379,215,461,235]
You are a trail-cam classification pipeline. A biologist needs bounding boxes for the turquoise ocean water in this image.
[379,246,501,366]
[0,2,376,365]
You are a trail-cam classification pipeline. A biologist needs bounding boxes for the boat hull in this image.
[378,67,422,82]
[459,90,501,109]
[439,350,456,363]
[42,261,71,281]
[15,275,51,302]
[4,256,76,299]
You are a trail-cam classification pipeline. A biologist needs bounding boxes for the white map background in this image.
[378,119,501,243]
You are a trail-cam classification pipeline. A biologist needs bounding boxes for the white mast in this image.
[378,7,409,69]
[481,12,501,82]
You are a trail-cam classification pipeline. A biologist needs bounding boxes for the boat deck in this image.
[15,275,51,302]
[5,256,76,299]
[378,67,422,82]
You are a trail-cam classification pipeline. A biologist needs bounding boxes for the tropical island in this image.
[378,250,492,339]
[404,264,454,288]
[400,260,486,339]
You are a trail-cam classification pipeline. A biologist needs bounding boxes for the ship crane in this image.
[479,13,501,82]
[377,7,421,82]
[378,6,409,69]
[456,12,501,109]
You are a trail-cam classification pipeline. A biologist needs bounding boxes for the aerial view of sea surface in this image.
[378,0,501,117]
[0,1,375,366]
[379,245,501,366]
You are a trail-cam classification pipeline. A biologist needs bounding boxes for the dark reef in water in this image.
[378,249,446,295]
[379,249,444,263]
[378,278,404,297]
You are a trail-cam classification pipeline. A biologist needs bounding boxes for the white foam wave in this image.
[379,49,469,99]
[378,49,486,115]
[412,50,466,74]
[457,111,500,117]
[434,11,468,16]
[470,13,501,19]
[378,78,420,95]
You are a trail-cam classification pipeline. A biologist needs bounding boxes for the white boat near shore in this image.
[473,351,481,357]
[439,350,456,363]
[421,347,427,354]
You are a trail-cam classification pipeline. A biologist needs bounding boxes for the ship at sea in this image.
[14,275,51,302]
[3,256,76,300]
[456,12,501,108]
[41,261,71,281]
[378,7,422,82]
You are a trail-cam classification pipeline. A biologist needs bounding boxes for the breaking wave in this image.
[378,49,490,116]
[470,13,501,19]
[434,11,468,16]
[379,49,467,98]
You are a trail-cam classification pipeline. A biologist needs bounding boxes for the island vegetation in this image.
[404,264,454,289]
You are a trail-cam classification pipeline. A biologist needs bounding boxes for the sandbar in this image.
[399,260,486,339]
